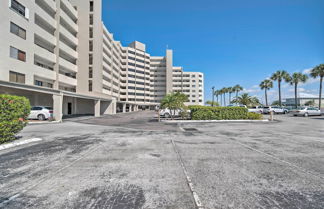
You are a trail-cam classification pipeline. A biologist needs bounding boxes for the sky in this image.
[102,0,324,104]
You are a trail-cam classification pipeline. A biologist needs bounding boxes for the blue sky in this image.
[102,0,324,104]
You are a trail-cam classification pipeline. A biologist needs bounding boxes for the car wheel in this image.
[164,113,171,118]
[284,110,288,114]
[37,114,46,121]
[304,113,309,117]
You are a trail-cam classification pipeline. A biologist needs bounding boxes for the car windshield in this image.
[263,107,269,109]
[45,107,53,110]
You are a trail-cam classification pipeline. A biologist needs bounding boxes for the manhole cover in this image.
[183,128,198,132]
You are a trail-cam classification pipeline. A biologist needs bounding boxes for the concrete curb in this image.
[162,119,270,123]
[0,138,43,151]
[28,121,61,125]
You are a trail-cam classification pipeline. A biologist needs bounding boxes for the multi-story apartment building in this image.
[0,0,204,121]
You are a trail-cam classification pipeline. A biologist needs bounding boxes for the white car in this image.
[28,106,53,120]
[263,106,288,114]
[248,106,264,114]
[159,108,189,118]
[292,107,321,117]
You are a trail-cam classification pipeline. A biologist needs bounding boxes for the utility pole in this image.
[212,86,215,107]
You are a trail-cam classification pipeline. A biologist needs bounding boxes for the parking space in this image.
[0,112,323,208]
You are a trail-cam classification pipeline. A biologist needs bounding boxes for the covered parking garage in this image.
[0,81,117,121]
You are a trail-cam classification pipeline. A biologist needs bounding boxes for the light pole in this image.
[212,86,215,107]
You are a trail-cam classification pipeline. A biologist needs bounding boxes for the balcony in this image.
[35,0,56,14]
[61,0,78,20]
[35,24,56,46]
[58,74,77,86]
[59,41,78,59]
[60,26,78,46]
[59,57,77,73]
[35,4,56,27]
[34,45,56,63]
[34,65,57,81]
[60,10,78,33]
[102,79,111,87]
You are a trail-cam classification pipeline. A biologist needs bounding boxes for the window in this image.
[10,46,26,62]
[89,67,93,78]
[89,80,92,91]
[10,0,28,19]
[9,71,25,83]
[10,22,26,39]
[90,1,94,12]
[35,80,43,86]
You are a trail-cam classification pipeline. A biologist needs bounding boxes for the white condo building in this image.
[0,0,204,121]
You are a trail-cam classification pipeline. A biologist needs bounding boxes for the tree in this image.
[289,72,308,108]
[231,93,260,107]
[206,101,219,107]
[310,64,324,109]
[271,70,290,107]
[215,90,221,105]
[228,87,234,104]
[160,92,188,119]
[304,100,315,106]
[271,100,280,106]
[220,87,227,106]
[232,84,243,103]
[259,79,273,106]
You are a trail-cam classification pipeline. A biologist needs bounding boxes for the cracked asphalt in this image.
[0,111,323,209]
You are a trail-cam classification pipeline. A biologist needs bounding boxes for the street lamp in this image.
[212,86,215,107]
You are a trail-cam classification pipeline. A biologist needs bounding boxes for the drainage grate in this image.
[183,128,198,132]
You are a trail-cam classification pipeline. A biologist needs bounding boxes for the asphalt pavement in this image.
[0,111,323,208]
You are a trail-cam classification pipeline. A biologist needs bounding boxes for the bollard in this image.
[270,111,274,121]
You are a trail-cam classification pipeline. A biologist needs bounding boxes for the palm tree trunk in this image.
[224,94,226,106]
[236,91,239,104]
[265,89,268,106]
[294,83,298,108]
[319,76,323,109]
[278,81,282,107]
[229,93,231,104]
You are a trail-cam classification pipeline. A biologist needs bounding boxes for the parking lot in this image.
[0,111,323,208]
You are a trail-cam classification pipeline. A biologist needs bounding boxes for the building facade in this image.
[0,0,204,121]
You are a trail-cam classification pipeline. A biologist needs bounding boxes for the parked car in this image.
[28,106,53,120]
[159,108,190,118]
[248,106,264,114]
[263,106,289,114]
[292,107,321,117]
[227,104,247,108]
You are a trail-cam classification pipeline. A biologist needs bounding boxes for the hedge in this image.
[0,94,31,144]
[189,105,262,120]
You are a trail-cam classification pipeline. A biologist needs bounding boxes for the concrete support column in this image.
[122,103,126,113]
[53,94,63,122]
[104,98,117,115]
[94,100,101,117]
[135,105,138,111]
[129,105,133,112]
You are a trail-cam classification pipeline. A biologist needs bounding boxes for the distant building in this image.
[283,97,324,106]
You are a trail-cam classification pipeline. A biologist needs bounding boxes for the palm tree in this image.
[270,70,290,107]
[259,79,273,106]
[289,72,308,108]
[215,90,221,105]
[206,101,219,106]
[231,93,259,107]
[161,92,188,119]
[310,64,324,109]
[221,87,227,106]
[227,87,234,104]
[232,84,243,102]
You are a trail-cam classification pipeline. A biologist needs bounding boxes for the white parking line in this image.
[0,138,43,151]
[171,139,204,209]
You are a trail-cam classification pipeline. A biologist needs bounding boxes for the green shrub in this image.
[0,94,31,144]
[247,112,263,120]
[189,105,262,120]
